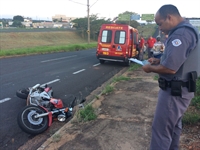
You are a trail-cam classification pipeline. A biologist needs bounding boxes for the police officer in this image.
[142,4,200,150]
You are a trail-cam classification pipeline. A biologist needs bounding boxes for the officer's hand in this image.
[148,58,160,65]
[142,64,151,73]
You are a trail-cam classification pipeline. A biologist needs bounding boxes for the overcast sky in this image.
[0,0,200,20]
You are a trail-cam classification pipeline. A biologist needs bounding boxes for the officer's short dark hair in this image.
[158,4,181,19]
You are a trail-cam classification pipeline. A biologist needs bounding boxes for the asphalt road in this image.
[0,49,125,150]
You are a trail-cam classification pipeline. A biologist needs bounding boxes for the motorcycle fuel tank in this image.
[50,98,64,108]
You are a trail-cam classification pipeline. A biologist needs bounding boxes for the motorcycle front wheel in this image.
[17,105,49,135]
[16,88,29,99]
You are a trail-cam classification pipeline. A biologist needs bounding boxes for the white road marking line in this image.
[0,98,11,104]
[73,69,85,74]
[0,79,60,104]
[41,79,60,87]
[93,63,100,67]
[41,55,77,63]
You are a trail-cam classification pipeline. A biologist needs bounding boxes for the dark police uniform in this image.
[150,20,199,149]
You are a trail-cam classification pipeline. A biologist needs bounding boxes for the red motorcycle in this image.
[17,93,85,135]
[16,84,53,105]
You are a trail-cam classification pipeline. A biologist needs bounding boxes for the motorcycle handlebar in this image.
[32,84,40,90]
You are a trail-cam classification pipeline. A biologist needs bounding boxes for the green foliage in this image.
[116,11,140,28]
[0,42,97,57]
[70,13,155,41]
[72,17,88,30]
[118,11,138,16]
[128,63,141,71]
[102,85,114,95]
[137,24,157,39]
[189,77,200,110]
[53,19,59,22]
[13,15,24,21]
[72,14,111,40]
[183,77,200,124]
[191,78,200,110]
[0,19,7,27]
[52,134,61,142]
[11,21,23,27]
[154,75,159,80]
[115,20,140,28]
[12,15,24,27]
[191,96,200,110]
[195,77,200,95]
[112,76,130,83]
[182,112,200,125]
[95,95,99,100]
[78,105,97,122]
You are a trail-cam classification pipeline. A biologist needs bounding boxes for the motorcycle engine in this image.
[40,101,51,108]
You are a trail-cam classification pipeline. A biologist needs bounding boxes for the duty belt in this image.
[158,78,188,88]
[165,80,188,88]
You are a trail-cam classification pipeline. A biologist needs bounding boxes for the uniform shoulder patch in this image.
[172,39,182,47]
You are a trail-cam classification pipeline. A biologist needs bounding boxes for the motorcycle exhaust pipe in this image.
[34,112,49,118]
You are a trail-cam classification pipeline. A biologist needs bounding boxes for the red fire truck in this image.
[96,23,140,66]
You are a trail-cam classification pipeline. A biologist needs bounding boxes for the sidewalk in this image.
[37,67,159,150]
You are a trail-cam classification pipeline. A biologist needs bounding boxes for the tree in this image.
[53,19,58,22]
[115,20,140,28]
[11,21,23,28]
[13,15,24,22]
[71,12,141,40]
[118,11,138,17]
[12,15,24,27]
[71,14,111,40]
[0,19,8,27]
[117,11,140,28]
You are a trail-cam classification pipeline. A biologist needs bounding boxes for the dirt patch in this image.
[20,67,200,150]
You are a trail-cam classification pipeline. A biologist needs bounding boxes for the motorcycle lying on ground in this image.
[17,90,86,135]
[16,84,53,106]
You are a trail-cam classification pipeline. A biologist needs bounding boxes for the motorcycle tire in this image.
[17,105,49,135]
[16,88,29,99]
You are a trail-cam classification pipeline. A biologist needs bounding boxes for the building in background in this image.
[52,14,77,22]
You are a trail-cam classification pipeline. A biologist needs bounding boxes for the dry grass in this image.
[0,31,88,50]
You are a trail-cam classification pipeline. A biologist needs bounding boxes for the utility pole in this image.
[87,0,90,44]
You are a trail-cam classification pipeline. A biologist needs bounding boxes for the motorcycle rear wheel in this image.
[16,88,29,99]
[17,105,49,135]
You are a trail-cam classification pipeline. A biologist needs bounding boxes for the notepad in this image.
[129,58,149,66]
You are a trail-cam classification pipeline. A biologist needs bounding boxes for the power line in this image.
[69,0,98,44]
[90,0,99,8]
[69,0,99,8]
[68,0,86,6]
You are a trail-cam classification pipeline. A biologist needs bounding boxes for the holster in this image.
[171,81,182,96]
[158,78,167,90]
[158,78,182,96]
[188,71,197,92]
